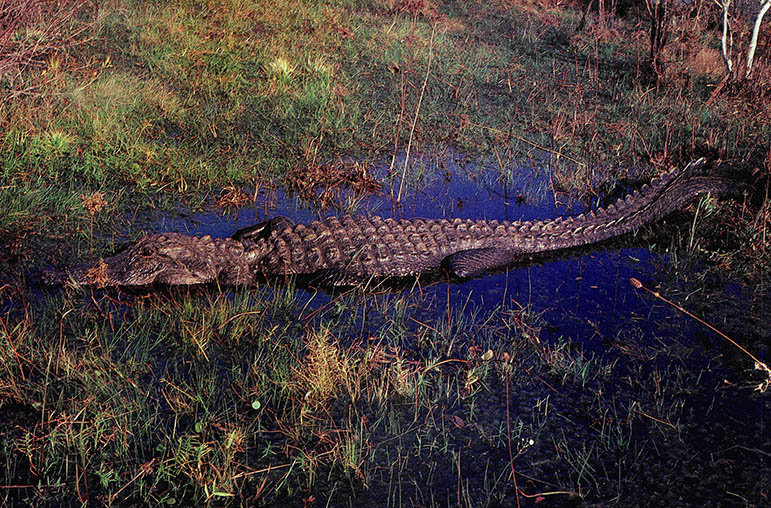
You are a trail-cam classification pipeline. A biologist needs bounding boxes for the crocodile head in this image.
[44,233,223,287]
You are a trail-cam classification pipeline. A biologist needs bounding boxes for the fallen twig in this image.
[630,278,770,392]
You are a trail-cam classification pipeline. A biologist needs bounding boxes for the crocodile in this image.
[43,158,734,288]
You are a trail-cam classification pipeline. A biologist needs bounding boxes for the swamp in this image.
[0,0,769,506]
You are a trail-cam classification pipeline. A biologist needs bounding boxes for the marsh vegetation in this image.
[1,0,769,506]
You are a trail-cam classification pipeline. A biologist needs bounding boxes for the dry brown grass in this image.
[688,46,727,80]
[386,0,442,20]
[286,160,381,208]
[0,0,92,98]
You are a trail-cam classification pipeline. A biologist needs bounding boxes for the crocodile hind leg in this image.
[442,247,521,278]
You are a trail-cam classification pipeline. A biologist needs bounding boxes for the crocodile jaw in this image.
[48,234,224,287]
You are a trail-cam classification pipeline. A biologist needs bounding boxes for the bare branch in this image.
[746,0,771,77]
[717,0,734,77]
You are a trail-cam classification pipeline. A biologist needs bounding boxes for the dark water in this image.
[163,153,703,356]
[124,152,769,506]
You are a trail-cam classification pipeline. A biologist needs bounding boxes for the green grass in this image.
[2,0,768,240]
[1,272,768,505]
[1,0,769,505]
[0,287,552,503]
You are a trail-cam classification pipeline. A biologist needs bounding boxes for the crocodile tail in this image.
[522,158,734,252]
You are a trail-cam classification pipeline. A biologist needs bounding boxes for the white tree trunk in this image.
[719,0,734,76]
[746,0,771,77]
